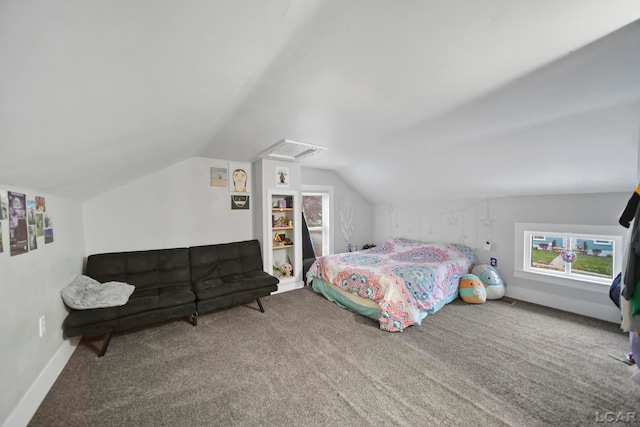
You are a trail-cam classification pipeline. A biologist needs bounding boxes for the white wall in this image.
[83,157,254,255]
[302,167,373,253]
[0,187,84,427]
[373,192,630,323]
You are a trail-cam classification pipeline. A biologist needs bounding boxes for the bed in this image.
[306,238,477,331]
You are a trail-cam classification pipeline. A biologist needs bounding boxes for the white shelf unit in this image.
[266,190,302,291]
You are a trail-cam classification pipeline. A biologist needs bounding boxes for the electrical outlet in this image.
[39,315,46,338]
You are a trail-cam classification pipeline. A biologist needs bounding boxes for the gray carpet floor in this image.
[30,288,640,427]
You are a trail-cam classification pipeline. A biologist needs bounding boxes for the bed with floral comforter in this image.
[307,238,476,331]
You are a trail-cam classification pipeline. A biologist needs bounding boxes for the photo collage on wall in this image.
[210,163,251,210]
[0,191,53,256]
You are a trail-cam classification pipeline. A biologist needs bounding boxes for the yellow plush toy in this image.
[459,273,486,304]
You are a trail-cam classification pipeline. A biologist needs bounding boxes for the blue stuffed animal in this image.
[472,264,505,300]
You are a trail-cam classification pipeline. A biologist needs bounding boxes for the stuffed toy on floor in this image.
[459,274,486,303]
[472,264,505,300]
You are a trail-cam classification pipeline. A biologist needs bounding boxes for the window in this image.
[302,186,333,256]
[522,228,623,286]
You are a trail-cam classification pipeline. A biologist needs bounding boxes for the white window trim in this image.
[514,222,626,292]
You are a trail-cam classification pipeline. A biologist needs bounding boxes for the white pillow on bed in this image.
[60,275,135,310]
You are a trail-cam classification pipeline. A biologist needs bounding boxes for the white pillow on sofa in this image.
[60,275,135,310]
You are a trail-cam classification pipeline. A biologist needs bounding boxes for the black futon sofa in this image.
[62,239,279,356]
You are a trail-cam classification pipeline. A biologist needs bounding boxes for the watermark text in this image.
[595,411,636,423]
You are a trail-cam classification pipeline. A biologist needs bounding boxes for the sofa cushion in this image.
[190,240,278,302]
[86,248,191,291]
[194,271,279,300]
[189,241,260,278]
[63,281,195,330]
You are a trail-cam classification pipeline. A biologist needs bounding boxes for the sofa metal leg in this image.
[191,312,198,326]
[256,298,265,313]
[97,331,113,357]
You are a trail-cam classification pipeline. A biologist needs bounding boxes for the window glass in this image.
[309,230,324,258]
[302,191,331,256]
[524,230,617,285]
[530,235,565,272]
[569,238,614,280]
[302,196,323,227]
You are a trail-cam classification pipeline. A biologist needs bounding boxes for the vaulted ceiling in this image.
[1,1,639,202]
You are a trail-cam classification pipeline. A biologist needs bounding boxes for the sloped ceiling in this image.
[1,1,639,203]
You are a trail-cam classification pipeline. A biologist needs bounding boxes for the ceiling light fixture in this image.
[258,139,328,162]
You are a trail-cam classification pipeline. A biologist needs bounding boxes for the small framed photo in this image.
[210,167,228,187]
[276,166,289,187]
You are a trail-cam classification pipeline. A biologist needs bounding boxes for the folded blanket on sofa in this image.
[61,275,135,310]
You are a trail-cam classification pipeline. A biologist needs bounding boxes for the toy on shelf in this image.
[281,263,293,276]
[273,217,292,228]
[273,262,293,277]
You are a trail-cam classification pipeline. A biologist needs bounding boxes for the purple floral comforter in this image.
[307,238,476,331]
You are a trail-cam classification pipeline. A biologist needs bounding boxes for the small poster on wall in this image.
[276,166,289,187]
[228,162,251,193]
[29,225,37,251]
[35,196,46,212]
[210,167,228,187]
[8,191,28,256]
[27,199,36,226]
[36,213,44,237]
[231,194,250,210]
[44,213,53,228]
[0,192,7,220]
[44,228,54,244]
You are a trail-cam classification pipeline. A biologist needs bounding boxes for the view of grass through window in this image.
[529,234,613,280]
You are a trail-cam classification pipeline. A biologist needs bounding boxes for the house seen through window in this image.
[524,231,620,285]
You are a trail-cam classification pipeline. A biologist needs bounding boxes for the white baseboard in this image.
[507,286,621,324]
[3,338,79,427]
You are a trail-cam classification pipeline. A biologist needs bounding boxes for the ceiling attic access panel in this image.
[258,140,328,162]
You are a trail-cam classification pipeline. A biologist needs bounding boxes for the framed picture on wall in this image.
[231,195,250,210]
[276,166,289,187]
[229,162,251,193]
[210,167,228,187]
